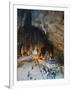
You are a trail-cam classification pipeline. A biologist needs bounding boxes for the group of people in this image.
[20,45,54,64]
[20,46,32,56]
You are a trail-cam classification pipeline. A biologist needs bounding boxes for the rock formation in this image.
[17,9,64,60]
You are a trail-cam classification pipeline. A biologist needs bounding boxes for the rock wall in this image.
[17,10,64,55]
[31,10,64,53]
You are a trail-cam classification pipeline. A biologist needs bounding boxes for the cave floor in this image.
[17,59,64,81]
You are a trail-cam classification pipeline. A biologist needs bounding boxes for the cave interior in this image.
[17,9,64,65]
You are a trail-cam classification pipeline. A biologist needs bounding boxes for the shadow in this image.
[4,85,10,89]
[17,63,24,68]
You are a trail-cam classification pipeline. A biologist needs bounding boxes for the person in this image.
[32,47,37,55]
[21,46,24,56]
[52,71,56,79]
[45,51,49,61]
[32,47,38,64]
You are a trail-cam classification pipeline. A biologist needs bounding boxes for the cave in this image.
[17,10,54,58]
[17,9,64,80]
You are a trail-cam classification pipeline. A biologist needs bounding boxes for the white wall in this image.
[0,0,72,90]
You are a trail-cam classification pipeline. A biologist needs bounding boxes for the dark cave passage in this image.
[17,10,54,57]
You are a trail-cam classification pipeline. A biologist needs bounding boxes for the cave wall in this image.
[17,10,64,56]
[31,10,64,53]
